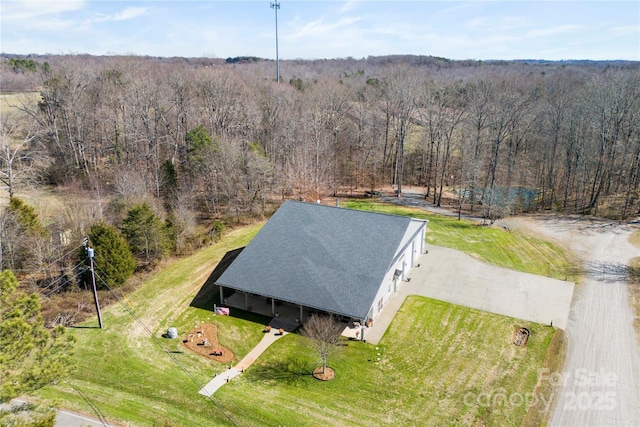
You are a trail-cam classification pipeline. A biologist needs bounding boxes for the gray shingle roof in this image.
[215,200,425,319]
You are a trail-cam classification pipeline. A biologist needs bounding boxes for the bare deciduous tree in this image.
[0,112,39,199]
[379,65,420,195]
[300,313,343,376]
[4,54,640,227]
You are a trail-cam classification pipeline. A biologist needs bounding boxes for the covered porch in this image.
[221,289,307,332]
[219,287,373,339]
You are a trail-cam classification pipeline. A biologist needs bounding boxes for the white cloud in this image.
[340,1,358,14]
[1,0,87,34]
[611,24,640,37]
[290,16,362,39]
[94,7,147,23]
[113,7,147,21]
[1,0,86,21]
[467,14,529,33]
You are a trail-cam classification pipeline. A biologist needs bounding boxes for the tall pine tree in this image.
[0,270,75,401]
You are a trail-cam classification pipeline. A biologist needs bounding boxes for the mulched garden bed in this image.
[182,323,235,363]
[312,366,335,381]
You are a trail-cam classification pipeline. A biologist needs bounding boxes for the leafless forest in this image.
[1,54,639,287]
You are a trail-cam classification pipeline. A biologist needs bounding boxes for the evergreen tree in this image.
[160,159,178,202]
[84,222,136,289]
[121,203,170,262]
[2,198,49,273]
[185,125,217,181]
[0,270,75,402]
[8,198,45,233]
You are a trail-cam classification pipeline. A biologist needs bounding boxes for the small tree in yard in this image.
[301,314,344,380]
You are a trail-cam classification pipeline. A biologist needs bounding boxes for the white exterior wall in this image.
[367,225,426,321]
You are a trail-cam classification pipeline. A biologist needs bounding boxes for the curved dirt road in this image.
[504,217,640,427]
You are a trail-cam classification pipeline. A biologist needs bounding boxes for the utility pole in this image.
[84,239,103,329]
[271,1,280,83]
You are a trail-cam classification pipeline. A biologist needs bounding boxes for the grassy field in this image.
[344,199,577,281]
[213,296,557,426]
[36,223,266,426]
[0,92,40,114]
[31,200,574,426]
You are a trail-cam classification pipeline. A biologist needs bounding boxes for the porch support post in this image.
[219,285,224,305]
[245,292,248,309]
[299,305,303,321]
[271,298,275,316]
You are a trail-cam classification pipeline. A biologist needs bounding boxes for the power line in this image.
[43,266,87,297]
[28,242,85,278]
[85,245,103,329]
[93,270,240,427]
[18,240,240,424]
[8,241,86,295]
[66,381,113,427]
[38,260,86,295]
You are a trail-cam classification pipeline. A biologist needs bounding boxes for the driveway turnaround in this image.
[364,244,575,344]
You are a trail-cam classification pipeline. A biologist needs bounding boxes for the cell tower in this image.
[270,1,280,83]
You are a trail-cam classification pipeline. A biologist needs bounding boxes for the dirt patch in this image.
[182,323,235,364]
[312,366,335,381]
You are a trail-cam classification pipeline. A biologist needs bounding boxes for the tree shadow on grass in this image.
[244,356,315,386]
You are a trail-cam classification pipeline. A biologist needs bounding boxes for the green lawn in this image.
[36,223,267,426]
[215,296,557,426]
[343,199,578,281]
[31,202,573,426]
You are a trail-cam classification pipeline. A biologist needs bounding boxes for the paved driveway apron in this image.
[412,244,573,327]
[365,244,574,344]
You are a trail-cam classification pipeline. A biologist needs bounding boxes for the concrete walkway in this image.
[199,329,288,397]
[364,244,575,344]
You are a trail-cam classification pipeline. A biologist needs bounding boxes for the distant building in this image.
[215,200,427,324]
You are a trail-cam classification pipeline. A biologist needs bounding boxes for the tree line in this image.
[1,54,639,281]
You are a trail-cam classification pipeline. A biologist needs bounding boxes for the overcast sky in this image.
[1,1,638,61]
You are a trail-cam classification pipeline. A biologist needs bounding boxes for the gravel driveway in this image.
[386,191,640,425]
[503,217,640,427]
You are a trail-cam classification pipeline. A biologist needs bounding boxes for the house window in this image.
[377,297,383,312]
